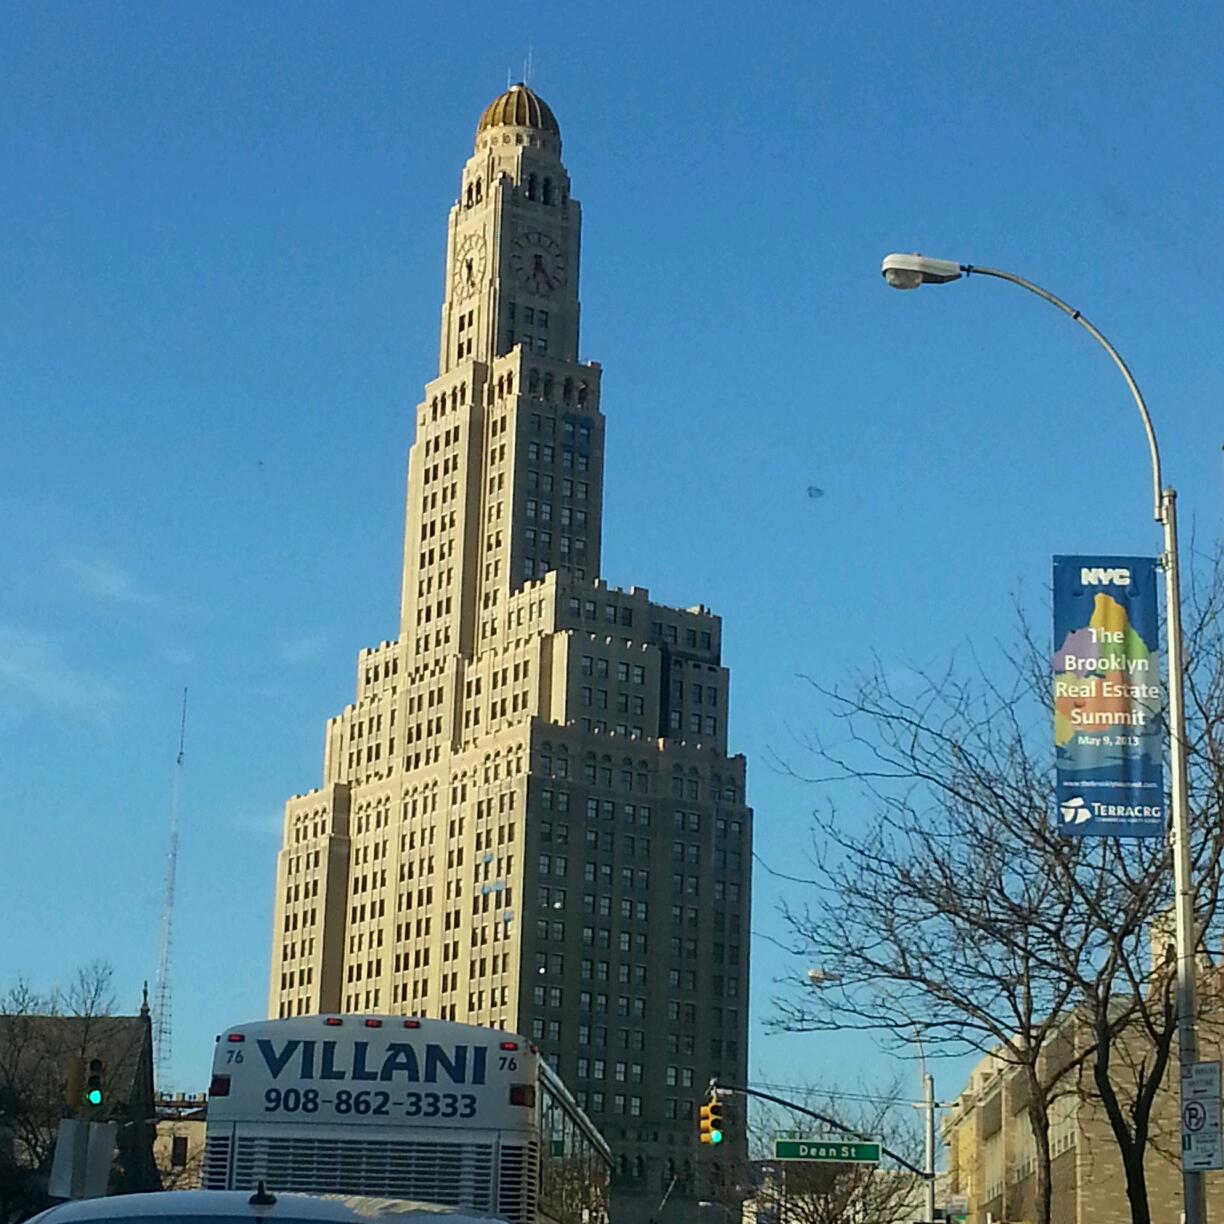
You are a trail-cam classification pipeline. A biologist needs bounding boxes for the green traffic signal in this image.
[85,1058,104,1107]
[701,1096,725,1145]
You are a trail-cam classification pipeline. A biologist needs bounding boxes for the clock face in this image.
[510,231,567,298]
[453,232,487,300]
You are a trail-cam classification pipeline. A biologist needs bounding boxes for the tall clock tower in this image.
[270,84,753,1224]
[399,85,603,658]
[440,86,580,376]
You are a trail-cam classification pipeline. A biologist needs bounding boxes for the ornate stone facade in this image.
[267,85,752,1224]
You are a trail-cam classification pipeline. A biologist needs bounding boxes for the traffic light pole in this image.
[710,1080,932,1184]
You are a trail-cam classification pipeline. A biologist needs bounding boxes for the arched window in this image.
[459,382,467,405]
[475,178,483,202]
[562,378,573,404]
[506,372,514,394]
[542,177,554,205]
[497,376,505,398]
[633,1155,645,1180]
[543,374,554,400]
[529,369,540,395]
[577,381,588,407]
[466,183,473,207]
[526,174,538,200]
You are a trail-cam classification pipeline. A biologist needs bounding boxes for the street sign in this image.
[774,1139,880,1164]
[1181,1061,1223,1171]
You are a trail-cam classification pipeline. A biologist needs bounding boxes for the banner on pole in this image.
[1053,556,1164,837]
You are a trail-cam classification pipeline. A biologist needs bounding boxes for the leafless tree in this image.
[770,544,1224,1224]
[714,1081,923,1224]
[0,980,53,1222]
[0,963,154,1221]
[61,963,117,1023]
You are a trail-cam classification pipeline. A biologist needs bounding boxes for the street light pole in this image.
[898,1007,937,1223]
[879,253,1203,1224]
[807,969,938,1220]
[894,997,937,1224]
[924,1070,936,1224]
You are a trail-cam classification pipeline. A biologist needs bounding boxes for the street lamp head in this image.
[807,968,842,986]
[881,253,964,290]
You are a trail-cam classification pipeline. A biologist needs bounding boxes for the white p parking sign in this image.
[1181,1061,1223,1172]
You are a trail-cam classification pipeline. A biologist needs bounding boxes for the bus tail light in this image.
[403,1019,421,1029]
[324,1017,343,1026]
[209,1075,232,1097]
[227,1033,245,1042]
[364,1019,383,1028]
[499,1041,519,1051]
[509,1084,536,1107]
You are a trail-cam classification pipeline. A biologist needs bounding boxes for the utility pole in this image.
[807,967,941,1217]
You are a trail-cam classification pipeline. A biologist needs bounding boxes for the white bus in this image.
[203,1016,610,1224]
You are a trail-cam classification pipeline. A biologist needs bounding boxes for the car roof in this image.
[29,1192,510,1224]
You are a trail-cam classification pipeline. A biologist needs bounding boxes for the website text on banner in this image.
[1053,556,1164,838]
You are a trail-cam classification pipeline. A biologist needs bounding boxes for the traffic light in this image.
[84,1057,105,1107]
[699,1093,724,1145]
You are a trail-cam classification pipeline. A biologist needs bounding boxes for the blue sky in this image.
[1,1,1221,1106]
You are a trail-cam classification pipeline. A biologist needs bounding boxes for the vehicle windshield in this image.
[63,1218,337,1224]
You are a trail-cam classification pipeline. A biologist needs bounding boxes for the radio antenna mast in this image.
[153,688,187,1090]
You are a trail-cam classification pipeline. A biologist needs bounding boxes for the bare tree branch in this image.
[770,544,1224,1224]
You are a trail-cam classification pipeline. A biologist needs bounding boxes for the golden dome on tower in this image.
[476,84,560,137]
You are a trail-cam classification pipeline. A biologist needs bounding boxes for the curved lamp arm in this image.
[963,265,1163,522]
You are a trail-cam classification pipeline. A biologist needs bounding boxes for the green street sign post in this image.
[774,1139,881,1164]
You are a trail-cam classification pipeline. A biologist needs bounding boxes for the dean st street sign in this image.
[773,1139,881,1164]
